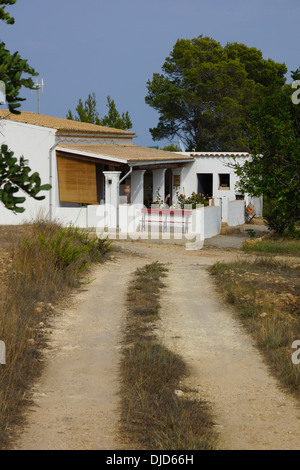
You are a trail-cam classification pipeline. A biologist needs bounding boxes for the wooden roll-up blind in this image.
[57,155,98,204]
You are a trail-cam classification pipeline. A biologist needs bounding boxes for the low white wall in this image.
[227,200,245,226]
[204,206,222,239]
[0,204,106,230]
[119,205,205,240]
[119,204,142,234]
[54,205,105,229]
[118,204,223,242]
[54,206,88,227]
[141,209,195,234]
[190,207,204,236]
[88,205,105,229]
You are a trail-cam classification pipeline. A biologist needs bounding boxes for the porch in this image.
[54,144,194,231]
[53,144,247,250]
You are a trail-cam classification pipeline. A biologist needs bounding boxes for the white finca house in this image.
[0,111,262,245]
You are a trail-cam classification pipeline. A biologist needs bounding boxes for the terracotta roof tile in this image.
[189,152,250,157]
[57,144,194,163]
[0,110,135,136]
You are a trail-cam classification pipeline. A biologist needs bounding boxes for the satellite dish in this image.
[179,139,185,153]
[33,78,44,92]
[0,80,6,105]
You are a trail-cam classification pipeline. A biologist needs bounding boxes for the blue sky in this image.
[1,0,299,147]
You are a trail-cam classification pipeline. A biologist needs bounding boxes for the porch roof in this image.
[57,144,194,165]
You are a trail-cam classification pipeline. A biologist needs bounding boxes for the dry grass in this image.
[210,256,300,398]
[0,220,112,449]
[242,238,300,256]
[119,262,218,450]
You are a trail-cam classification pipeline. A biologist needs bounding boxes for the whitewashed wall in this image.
[0,120,56,224]
[195,155,248,200]
[172,162,197,199]
[204,206,222,239]
[0,119,135,226]
[177,153,263,217]
[176,153,249,199]
[54,205,106,230]
[54,206,88,228]
[227,200,246,226]
[119,204,144,235]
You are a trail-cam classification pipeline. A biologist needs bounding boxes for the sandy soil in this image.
[11,239,300,450]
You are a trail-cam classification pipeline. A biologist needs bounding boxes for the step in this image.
[106,231,199,246]
[221,225,243,235]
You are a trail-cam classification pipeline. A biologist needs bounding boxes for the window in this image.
[218,174,230,190]
[197,173,213,197]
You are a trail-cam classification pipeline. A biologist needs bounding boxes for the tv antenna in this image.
[0,81,6,105]
[32,78,44,114]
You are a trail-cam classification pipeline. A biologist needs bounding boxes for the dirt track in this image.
[12,240,300,450]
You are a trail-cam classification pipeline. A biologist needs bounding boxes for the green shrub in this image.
[35,225,113,277]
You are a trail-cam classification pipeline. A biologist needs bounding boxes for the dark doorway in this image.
[197,173,213,197]
[165,169,172,206]
[144,170,153,208]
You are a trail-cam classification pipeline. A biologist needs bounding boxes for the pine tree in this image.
[67,93,132,130]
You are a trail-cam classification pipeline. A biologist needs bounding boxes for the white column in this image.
[131,170,146,206]
[104,171,121,229]
[152,168,167,205]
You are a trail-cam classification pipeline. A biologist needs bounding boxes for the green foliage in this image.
[242,239,300,255]
[0,43,37,113]
[0,1,37,113]
[235,76,300,235]
[0,0,16,24]
[145,35,286,151]
[36,225,113,277]
[245,229,256,240]
[0,144,51,212]
[240,303,257,319]
[22,220,113,286]
[161,144,179,152]
[37,228,91,271]
[291,67,300,81]
[100,95,132,130]
[66,92,100,124]
[67,93,132,130]
[209,261,230,277]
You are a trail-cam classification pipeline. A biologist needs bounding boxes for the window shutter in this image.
[57,155,98,204]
